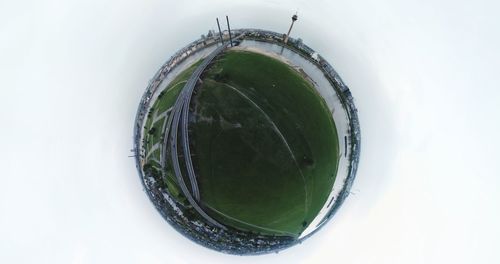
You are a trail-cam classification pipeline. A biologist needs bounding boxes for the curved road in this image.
[160,35,244,229]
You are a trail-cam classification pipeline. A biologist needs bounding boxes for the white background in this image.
[1,0,499,263]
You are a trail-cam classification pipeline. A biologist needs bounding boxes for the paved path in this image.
[152,107,171,124]
[146,143,160,160]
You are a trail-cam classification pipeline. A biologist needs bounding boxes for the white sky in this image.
[1,0,499,263]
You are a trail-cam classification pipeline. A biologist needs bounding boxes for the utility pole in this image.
[216,18,224,45]
[226,15,233,47]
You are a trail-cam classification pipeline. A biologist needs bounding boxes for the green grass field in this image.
[190,50,340,237]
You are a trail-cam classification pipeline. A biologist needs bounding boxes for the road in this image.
[159,36,244,229]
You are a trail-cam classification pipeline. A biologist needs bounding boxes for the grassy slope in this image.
[191,50,339,236]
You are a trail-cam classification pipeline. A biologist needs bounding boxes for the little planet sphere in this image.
[133,23,360,255]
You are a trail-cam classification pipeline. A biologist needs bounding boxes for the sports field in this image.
[190,50,340,237]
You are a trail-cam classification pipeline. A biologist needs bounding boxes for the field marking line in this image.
[220,82,309,216]
[203,203,297,237]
